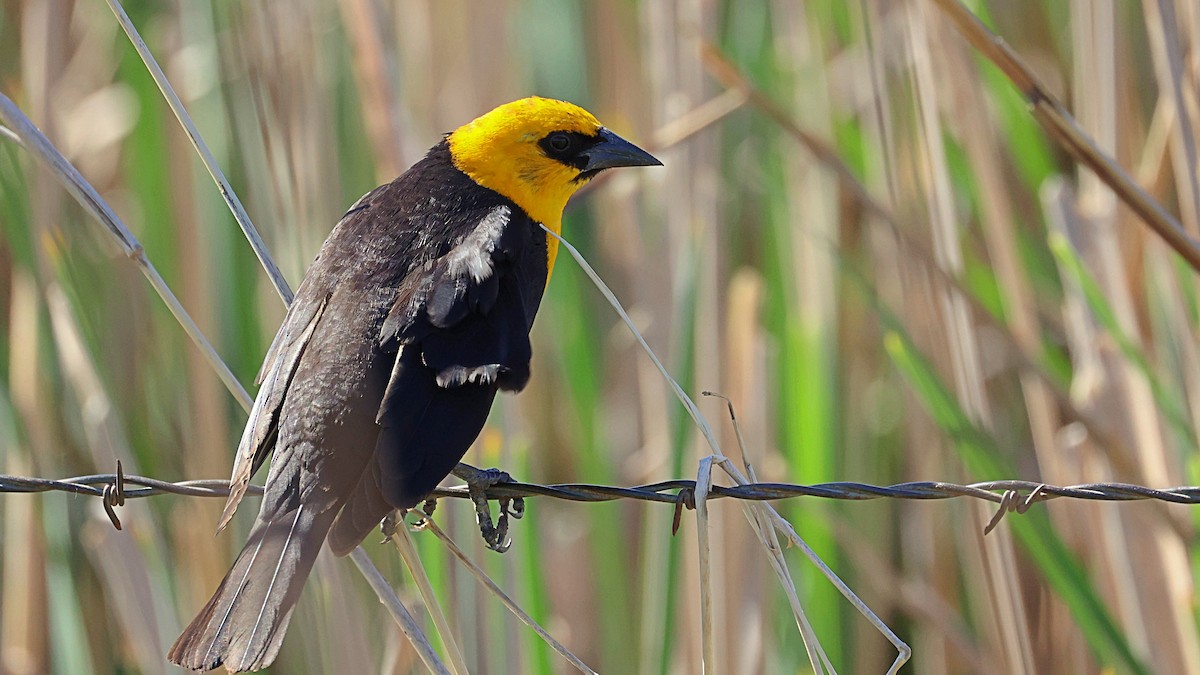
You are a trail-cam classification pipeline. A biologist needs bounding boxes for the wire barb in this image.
[100,459,126,531]
[984,484,1047,535]
[672,487,696,535]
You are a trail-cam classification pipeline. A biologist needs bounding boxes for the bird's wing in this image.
[379,203,540,391]
[328,204,544,547]
[253,185,384,387]
[218,187,387,531]
[217,293,329,532]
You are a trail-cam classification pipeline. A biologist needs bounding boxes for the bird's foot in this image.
[379,510,403,543]
[451,462,525,553]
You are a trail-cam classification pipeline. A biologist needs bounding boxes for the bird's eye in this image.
[547,132,572,153]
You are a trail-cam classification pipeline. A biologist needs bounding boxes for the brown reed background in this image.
[2,0,1199,673]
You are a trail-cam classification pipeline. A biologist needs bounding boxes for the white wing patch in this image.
[446,205,510,283]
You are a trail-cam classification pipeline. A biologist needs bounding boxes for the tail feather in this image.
[168,504,336,672]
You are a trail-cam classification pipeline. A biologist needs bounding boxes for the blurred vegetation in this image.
[2,0,1200,673]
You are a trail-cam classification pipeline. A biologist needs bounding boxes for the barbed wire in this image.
[3,463,1198,535]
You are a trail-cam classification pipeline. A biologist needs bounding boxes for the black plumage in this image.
[168,141,547,672]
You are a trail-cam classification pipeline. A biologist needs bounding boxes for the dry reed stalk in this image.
[389,520,470,675]
[1,272,49,675]
[945,9,1059,485]
[336,0,406,180]
[644,2,731,668]
[1065,3,1153,669]
[1044,181,1154,669]
[860,14,966,670]
[769,1,846,670]
[721,270,770,675]
[1074,2,1199,669]
[694,455,718,674]
[635,353,676,673]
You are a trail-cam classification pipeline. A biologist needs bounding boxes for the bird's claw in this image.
[379,510,402,543]
[452,463,526,553]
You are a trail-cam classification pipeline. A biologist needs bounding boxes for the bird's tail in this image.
[168,504,336,672]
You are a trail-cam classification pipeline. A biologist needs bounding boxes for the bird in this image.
[167,97,661,672]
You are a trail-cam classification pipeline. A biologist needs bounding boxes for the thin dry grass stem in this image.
[0,94,253,413]
[348,547,450,675]
[102,0,295,305]
[700,393,750,471]
[544,227,911,673]
[694,455,717,674]
[743,462,831,674]
[929,0,1200,272]
[0,123,18,144]
[418,517,599,675]
[389,520,469,675]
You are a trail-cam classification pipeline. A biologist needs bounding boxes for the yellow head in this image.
[447,97,659,270]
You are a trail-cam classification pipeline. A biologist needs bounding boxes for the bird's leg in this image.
[451,462,526,553]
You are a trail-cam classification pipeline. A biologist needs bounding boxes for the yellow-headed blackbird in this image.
[167,97,659,672]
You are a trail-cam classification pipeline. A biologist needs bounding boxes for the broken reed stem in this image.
[705,391,830,671]
[694,456,717,674]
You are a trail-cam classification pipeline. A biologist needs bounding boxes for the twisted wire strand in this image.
[4,472,1198,505]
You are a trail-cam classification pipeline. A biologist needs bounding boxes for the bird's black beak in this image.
[580,128,662,173]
